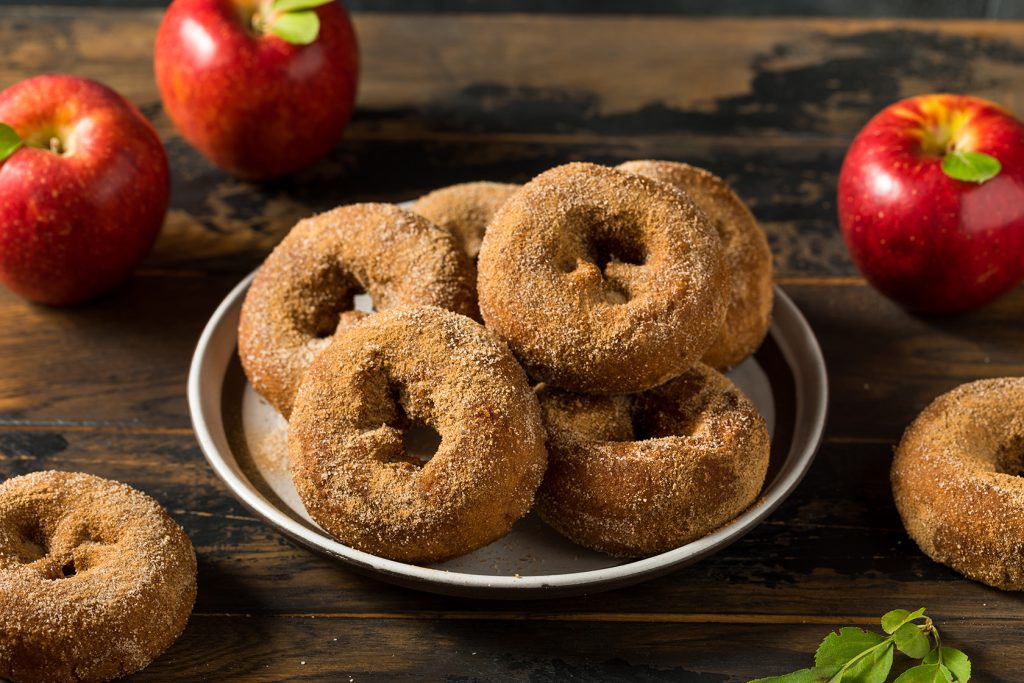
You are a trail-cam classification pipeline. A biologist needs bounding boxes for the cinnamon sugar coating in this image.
[288,306,548,564]
[477,162,728,394]
[413,181,519,260]
[618,160,773,369]
[893,377,1024,590]
[0,471,196,683]
[238,203,477,418]
[536,363,770,557]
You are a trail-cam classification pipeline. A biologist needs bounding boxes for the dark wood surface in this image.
[2,7,1024,681]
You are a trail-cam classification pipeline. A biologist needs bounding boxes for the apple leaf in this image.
[269,9,321,45]
[274,0,334,11]
[924,648,971,682]
[882,608,926,635]
[0,123,23,162]
[893,623,931,659]
[892,663,953,683]
[941,150,1001,184]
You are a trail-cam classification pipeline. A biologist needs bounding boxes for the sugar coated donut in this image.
[536,363,770,557]
[288,306,548,563]
[477,162,728,394]
[0,471,196,683]
[239,203,477,418]
[893,377,1024,590]
[413,181,519,260]
[618,160,773,369]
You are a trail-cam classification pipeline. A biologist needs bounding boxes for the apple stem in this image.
[48,137,63,155]
[252,0,276,36]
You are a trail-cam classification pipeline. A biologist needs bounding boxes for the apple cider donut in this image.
[0,471,196,683]
[618,160,773,369]
[238,203,477,418]
[288,306,548,564]
[477,162,728,394]
[413,181,519,260]
[536,363,770,557]
[893,377,1024,590]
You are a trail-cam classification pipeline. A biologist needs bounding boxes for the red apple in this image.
[155,0,359,180]
[0,75,170,306]
[839,93,1024,313]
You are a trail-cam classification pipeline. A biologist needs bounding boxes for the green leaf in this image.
[0,123,23,162]
[882,608,926,634]
[941,150,1001,183]
[881,610,911,634]
[815,628,887,675]
[924,648,970,682]
[749,668,830,683]
[893,664,952,683]
[274,0,334,11]
[268,10,321,45]
[839,642,893,683]
[893,623,931,659]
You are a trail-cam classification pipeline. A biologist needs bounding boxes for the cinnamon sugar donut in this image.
[0,471,196,683]
[893,377,1024,590]
[288,306,548,563]
[618,160,773,369]
[478,162,728,394]
[239,203,477,418]
[536,363,770,557]
[413,181,519,260]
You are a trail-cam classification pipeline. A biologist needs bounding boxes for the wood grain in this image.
[6,11,1024,277]
[2,424,1019,626]
[1,281,1022,438]
[131,615,1021,682]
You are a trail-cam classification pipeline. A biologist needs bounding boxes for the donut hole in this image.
[59,557,77,578]
[587,232,646,304]
[294,267,375,339]
[630,389,721,441]
[402,423,443,463]
[384,385,442,466]
[996,435,1024,476]
[312,289,375,339]
[590,233,646,271]
[13,521,49,564]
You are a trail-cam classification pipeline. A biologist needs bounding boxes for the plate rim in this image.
[188,275,828,597]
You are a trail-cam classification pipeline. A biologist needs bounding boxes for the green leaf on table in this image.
[0,123,23,162]
[893,623,931,659]
[924,648,971,682]
[814,628,887,675]
[749,667,830,683]
[837,641,893,683]
[881,608,926,634]
[273,0,334,12]
[893,664,953,683]
[268,10,321,45]
[941,150,1001,183]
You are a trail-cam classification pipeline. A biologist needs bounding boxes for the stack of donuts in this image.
[239,160,774,562]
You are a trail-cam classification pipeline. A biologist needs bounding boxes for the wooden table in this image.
[2,7,1024,681]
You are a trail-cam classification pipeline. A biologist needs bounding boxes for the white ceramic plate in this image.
[189,276,827,598]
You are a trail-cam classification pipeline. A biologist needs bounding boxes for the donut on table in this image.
[536,363,770,557]
[477,162,728,394]
[238,203,477,418]
[893,377,1024,590]
[617,159,773,370]
[413,181,519,261]
[288,306,548,564]
[0,471,196,683]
